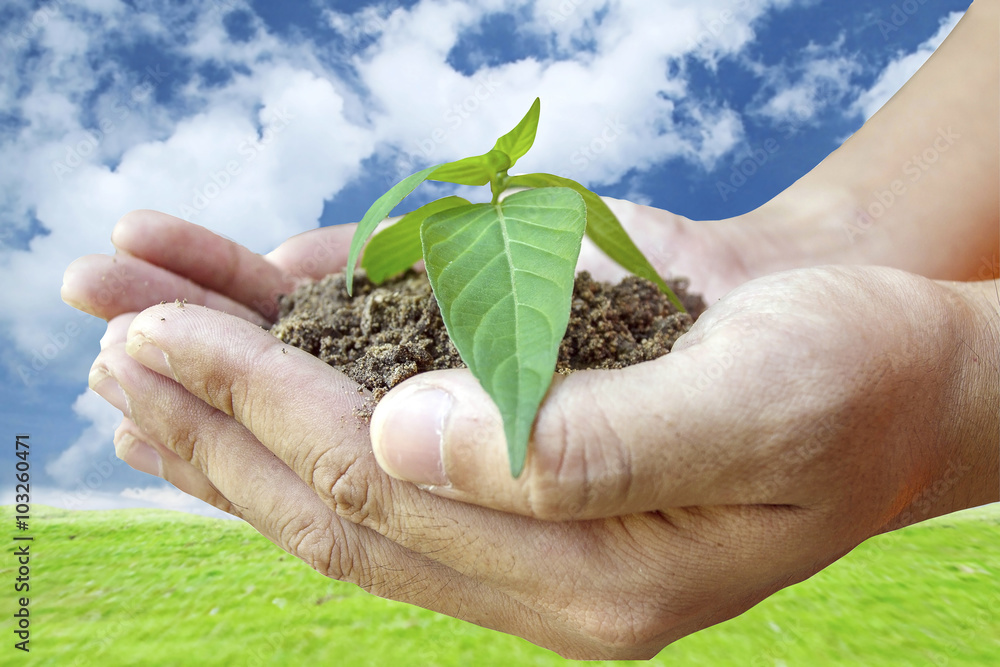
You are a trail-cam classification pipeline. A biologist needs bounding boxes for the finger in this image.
[368,320,803,519]
[101,312,139,349]
[264,223,358,280]
[90,332,564,650]
[117,304,847,658]
[63,254,269,325]
[113,417,237,517]
[120,305,645,609]
[112,210,297,319]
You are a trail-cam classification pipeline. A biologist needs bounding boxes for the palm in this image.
[581,196,761,303]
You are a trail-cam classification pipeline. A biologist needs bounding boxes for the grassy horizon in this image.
[1,503,998,666]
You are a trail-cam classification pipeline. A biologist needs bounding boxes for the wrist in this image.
[733,183,878,278]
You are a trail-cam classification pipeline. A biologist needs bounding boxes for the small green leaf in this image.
[429,149,511,186]
[346,165,440,295]
[507,173,686,313]
[421,187,587,476]
[491,97,541,168]
[362,196,472,283]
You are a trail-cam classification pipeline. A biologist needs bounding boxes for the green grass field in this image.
[2,503,998,666]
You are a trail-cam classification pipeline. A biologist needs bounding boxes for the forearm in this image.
[743,0,998,281]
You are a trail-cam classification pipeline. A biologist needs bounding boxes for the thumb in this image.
[369,352,751,520]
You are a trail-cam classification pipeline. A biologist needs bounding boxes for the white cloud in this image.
[354,0,810,188]
[0,2,376,381]
[752,36,862,125]
[1,0,805,385]
[45,389,122,486]
[851,11,963,121]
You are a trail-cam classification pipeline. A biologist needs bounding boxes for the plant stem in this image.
[490,171,509,205]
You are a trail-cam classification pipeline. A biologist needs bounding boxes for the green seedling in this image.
[347,97,684,476]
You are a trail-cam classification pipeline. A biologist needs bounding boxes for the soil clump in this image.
[271,270,705,412]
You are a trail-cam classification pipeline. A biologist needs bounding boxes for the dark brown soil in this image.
[271,270,705,411]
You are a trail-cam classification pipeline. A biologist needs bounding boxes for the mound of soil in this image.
[271,270,705,411]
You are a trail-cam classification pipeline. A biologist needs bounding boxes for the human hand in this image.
[87,257,998,659]
[364,265,999,655]
[575,196,766,302]
[61,209,358,326]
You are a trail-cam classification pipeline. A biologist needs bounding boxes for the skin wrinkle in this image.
[569,375,625,518]
[119,319,616,655]
[579,377,617,517]
[527,389,572,519]
[284,518,322,568]
[217,235,245,307]
[311,442,356,499]
[330,455,381,529]
[334,460,506,578]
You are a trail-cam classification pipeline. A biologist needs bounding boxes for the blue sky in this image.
[0,0,970,516]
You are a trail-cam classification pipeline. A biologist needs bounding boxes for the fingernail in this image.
[122,439,162,477]
[89,369,131,417]
[60,263,90,313]
[126,335,174,379]
[374,387,451,487]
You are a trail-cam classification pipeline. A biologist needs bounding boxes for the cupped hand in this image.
[364,264,998,655]
[61,209,358,325]
[93,302,691,659]
[577,196,763,302]
[87,257,998,659]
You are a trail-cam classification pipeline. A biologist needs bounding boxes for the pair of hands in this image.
[63,204,997,659]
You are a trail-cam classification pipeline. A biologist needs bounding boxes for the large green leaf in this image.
[421,187,587,476]
[362,196,472,283]
[507,173,686,313]
[346,164,440,295]
[490,97,540,168]
[429,150,511,186]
